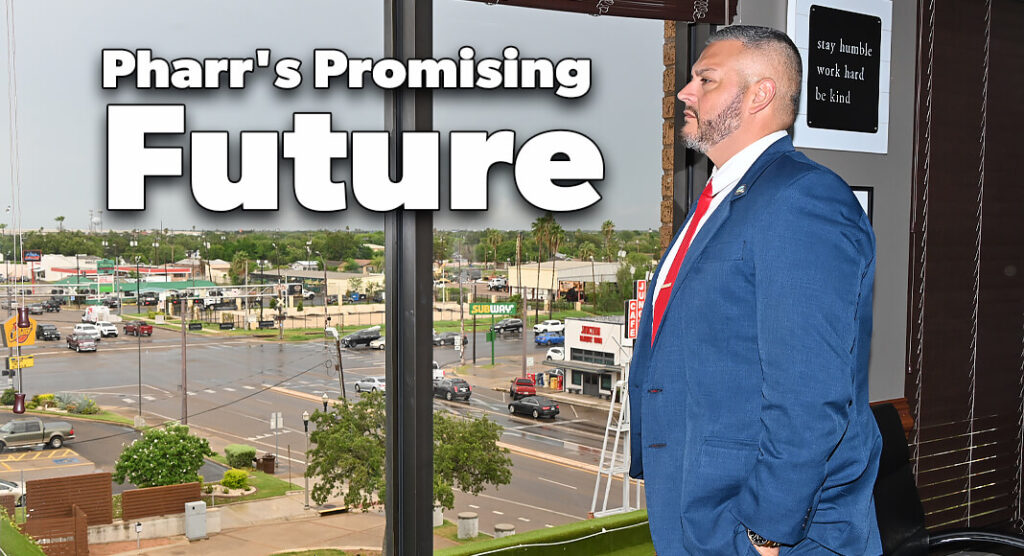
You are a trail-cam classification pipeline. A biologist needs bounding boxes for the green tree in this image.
[547,223,565,318]
[601,220,616,261]
[485,229,503,271]
[229,251,250,285]
[577,241,597,302]
[54,216,65,232]
[343,258,361,272]
[306,391,512,510]
[112,424,214,488]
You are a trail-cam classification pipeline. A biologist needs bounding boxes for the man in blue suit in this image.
[628,26,882,555]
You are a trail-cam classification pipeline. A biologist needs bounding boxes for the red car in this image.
[508,377,536,400]
[124,321,153,337]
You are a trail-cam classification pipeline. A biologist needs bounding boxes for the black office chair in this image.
[872,403,1024,555]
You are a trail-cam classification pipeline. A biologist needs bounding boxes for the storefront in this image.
[543,315,632,399]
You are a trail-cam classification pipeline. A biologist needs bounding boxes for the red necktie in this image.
[651,179,714,344]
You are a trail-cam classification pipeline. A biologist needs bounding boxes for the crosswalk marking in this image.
[243,386,256,390]
[121,398,134,404]
[143,396,156,401]
[492,511,504,515]
[223,387,236,392]
[187,391,197,396]
[203,389,216,394]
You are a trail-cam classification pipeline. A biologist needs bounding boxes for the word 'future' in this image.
[106,106,604,213]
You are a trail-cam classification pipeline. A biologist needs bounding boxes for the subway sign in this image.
[469,303,517,316]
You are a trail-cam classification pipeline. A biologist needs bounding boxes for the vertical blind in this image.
[907,0,1024,531]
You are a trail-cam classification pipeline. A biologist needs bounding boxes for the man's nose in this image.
[677,80,698,106]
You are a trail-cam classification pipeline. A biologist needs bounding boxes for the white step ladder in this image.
[590,372,642,518]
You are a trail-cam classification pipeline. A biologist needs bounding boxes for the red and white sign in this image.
[627,300,639,339]
[579,325,603,345]
[634,280,647,304]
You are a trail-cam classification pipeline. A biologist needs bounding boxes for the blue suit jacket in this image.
[628,136,882,555]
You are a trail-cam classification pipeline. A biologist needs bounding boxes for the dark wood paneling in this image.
[121,482,201,522]
[25,473,112,526]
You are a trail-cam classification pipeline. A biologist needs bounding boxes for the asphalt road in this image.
[3,307,640,533]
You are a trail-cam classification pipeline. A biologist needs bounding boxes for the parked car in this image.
[124,321,153,337]
[488,277,508,291]
[326,294,339,304]
[533,320,565,334]
[534,332,565,346]
[433,361,444,381]
[35,324,61,341]
[369,337,386,350]
[67,334,97,352]
[433,279,452,288]
[72,323,101,341]
[433,378,472,401]
[0,479,25,506]
[432,332,468,346]
[546,347,565,361]
[341,326,382,348]
[27,303,44,315]
[42,299,61,312]
[301,288,316,300]
[95,321,119,338]
[101,296,120,308]
[507,396,559,419]
[509,377,537,399]
[353,376,386,393]
[348,292,367,303]
[0,418,75,451]
[490,318,523,334]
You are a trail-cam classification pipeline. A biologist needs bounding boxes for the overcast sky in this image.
[0,1,664,233]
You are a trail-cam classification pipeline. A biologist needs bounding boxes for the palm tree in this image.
[601,220,615,261]
[577,241,597,303]
[485,229,503,272]
[55,216,65,232]
[530,215,554,322]
[547,224,565,319]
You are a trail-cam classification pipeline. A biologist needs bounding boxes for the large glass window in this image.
[571,348,615,366]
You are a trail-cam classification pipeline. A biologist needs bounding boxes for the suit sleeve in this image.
[730,171,873,544]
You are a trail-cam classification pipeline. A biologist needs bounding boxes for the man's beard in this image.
[681,90,745,153]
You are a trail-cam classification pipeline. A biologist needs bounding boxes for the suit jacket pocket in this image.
[684,437,759,515]
[697,240,745,263]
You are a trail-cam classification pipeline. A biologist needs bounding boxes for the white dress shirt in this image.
[651,131,788,327]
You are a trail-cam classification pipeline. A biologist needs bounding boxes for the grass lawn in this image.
[25,408,135,427]
[433,519,492,544]
[0,515,44,555]
[203,456,301,506]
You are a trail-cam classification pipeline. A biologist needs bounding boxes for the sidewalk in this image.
[95,484,460,555]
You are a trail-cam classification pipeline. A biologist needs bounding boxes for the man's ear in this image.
[749,78,777,115]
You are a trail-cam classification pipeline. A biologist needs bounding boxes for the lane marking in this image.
[538,477,578,490]
[455,490,584,521]
[517,517,530,522]
[492,510,504,515]
[469,504,480,509]
[120,398,134,404]
[223,387,236,392]
[143,396,156,401]
[203,389,216,394]
[243,386,255,390]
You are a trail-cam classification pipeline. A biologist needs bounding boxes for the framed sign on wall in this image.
[787,0,892,153]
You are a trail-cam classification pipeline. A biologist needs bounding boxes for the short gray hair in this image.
[707,25,802,124]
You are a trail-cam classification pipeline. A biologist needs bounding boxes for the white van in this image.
[432,361,444,381]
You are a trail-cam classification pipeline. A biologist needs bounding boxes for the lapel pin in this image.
[734,185,747,196]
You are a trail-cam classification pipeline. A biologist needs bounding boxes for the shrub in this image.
[221,469,249,490]
[296,300,304,312]
[204,484,214,494]
[31,394,55,409]
[68,398,100,415]
[224,444,256,469]
[0,388,15,406]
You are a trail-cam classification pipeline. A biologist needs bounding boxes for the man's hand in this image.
[752,545,779,556]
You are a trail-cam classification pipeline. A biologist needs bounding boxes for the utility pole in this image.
[517,234,527,378]
[458,238,465,367]
[333,334,347,402]
[181,293,188,424]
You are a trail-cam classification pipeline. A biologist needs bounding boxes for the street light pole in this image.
[302,411,310,510]
[135,256,142,419]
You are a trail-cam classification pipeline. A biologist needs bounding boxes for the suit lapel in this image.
[650,136,794,350]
